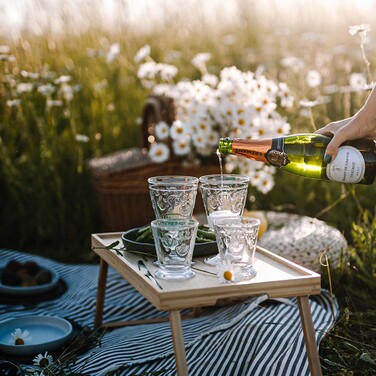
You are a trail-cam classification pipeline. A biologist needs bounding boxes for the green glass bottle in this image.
[218,133,376,184]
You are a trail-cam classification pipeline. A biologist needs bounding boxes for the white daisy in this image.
[170,120,188,139]
[192,133,207,149]
[137,61,159,80]
[134,44,150,63]
[278,82,294,108]
[257,171,275,194]
[280,56,304,73]
[155,121,170,140]
[0,45,10,54]
[348,23,371,38]
[207,130,220,146]
[349,73,367,91]
[47,100,63,107]
[9,328,32,345]
[6,99,21,107]
[106,42,120,63]
[54,75,71,84]
[202,73,218,87]
[33,351,54,367]
[191,52,211,72]
[172,137,191,156]
[149,143,170,163]
[38,84,55,96]
[216,259,235,284]
[16,83,33,94]
[306,70,322,88]
[157,63,178,81]
[76,134,89,143]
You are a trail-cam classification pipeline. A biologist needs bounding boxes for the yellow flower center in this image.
[223,271,233,281]
[15,338,24,345]
[40,358,49,367]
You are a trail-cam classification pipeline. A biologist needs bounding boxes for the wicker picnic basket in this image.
[88,95,219,232]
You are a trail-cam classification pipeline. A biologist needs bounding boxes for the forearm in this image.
[353,87,376,140]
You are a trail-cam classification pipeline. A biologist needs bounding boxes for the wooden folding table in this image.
[92,232,322,376]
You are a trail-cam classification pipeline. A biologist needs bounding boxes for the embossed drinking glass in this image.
[148,176,199,219]
[151,218,198,280]
[213,216,260,280]
[199,174,250,266]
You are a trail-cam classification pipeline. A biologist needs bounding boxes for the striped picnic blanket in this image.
[0,249,337,375]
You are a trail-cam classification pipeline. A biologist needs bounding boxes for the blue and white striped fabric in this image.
[0,249,338,375]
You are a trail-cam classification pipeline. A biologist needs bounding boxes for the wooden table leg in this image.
[94,258,109,329]
[169,310,188,376]
[297,296,322,376]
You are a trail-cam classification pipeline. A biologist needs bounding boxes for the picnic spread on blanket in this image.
[0,210,343,376]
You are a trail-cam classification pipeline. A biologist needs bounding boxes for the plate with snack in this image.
[121,224,218,257]
[0,260,59,296]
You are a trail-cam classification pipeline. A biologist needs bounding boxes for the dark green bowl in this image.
[121,227,218,257]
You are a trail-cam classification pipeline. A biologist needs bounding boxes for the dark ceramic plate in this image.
[121,227,218,257]
[0,267,59,296]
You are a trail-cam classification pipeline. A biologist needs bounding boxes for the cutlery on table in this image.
[137,260,163,290]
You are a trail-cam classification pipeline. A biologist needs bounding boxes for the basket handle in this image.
[141,95,175,149]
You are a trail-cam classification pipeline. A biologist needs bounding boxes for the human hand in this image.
[315,117,358,163]
[315,115,376,163]
[316,86,376,163]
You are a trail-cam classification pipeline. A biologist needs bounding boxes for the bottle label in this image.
[326,146,365,183]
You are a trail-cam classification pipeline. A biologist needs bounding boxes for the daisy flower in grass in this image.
[349,73,367,91]
[149,143,170,163]
[170,120,189,139]
[349,23,371,39]
[33,351,54,367]
[136,54,294,195]
[173,137,191,156]
[216,259,235,284]
[306,70,322,88]
[191,52,211,73]
[278,83,294,108]
[9,328,32,345]
[134,44,150,63]
[155,121,170,140]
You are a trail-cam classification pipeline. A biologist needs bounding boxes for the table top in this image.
[92,232,321,311]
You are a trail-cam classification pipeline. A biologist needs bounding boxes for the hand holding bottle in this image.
[218,133,375,184]
[315,87,376,163]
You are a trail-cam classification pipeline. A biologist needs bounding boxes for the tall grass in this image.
[0,0,375,263]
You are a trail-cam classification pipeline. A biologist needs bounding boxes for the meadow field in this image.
[0,0,375,374]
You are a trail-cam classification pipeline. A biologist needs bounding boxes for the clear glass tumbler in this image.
[148,176,199,219]
[199,174,250,265]
[213,216,260,280]
[151,218,198,280]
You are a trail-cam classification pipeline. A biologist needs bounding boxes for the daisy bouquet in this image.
[135,48,295,194]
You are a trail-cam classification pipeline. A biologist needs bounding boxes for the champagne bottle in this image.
[218,133,376,185]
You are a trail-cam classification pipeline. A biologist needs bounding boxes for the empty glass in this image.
[148,176,198,219]
[151,218,198,280]
[213,216,260,280]
[199,174,250,265]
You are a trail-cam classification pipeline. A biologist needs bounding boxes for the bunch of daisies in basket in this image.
[135,46,294,194]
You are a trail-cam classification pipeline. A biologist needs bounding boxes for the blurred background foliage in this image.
[0,0,375,263]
